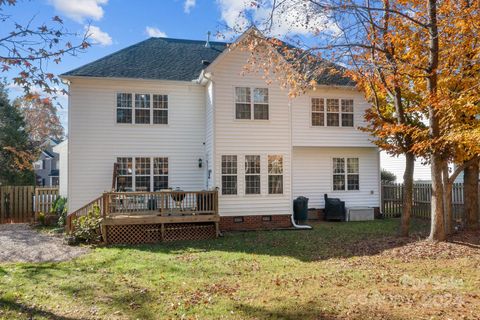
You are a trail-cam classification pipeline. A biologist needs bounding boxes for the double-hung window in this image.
[116,157,133,191]
[268,155,283,194]
[153,94,168,124]
[116,93,132,123]
[116,157,168,191]
[332,157,359,191]
[116,93,168,125]
[311,98,354,127]
[222,155,237,195]
[235,87,269,120]
[245,155,261,194]
[153,157,168,191]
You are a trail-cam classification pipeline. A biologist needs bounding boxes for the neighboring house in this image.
[381,152,467,183]
[33,138,60,187]
[60,29,380,230]
[52,139,68,197]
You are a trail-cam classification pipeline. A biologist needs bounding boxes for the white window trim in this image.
[233,86,270,121]
[115,92,169,126]
[115,156,169,192]
[331,157,360,192]
[310,98,355,128]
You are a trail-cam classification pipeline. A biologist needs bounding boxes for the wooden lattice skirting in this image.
[105,222,217,244]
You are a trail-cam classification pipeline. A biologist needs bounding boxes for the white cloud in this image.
[184,0,196,13]
[50,0,108,22]
[216,0,338,37]
[86,25,112,46]
[145,26,167,38]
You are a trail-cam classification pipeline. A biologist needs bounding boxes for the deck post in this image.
[101,193,109,243]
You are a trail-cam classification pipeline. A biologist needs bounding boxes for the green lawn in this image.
[1,219,479,320]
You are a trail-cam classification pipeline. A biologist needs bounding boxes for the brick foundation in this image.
[219,215,292,231]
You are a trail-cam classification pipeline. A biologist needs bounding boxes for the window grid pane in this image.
[135,94,150,109]
[333,158,345,174]
[236,103,251,119]
[254,104,269,120]
[268,155,283,174]
[342,114,354,127]
[245,175,261,194]
[153,110,168,124]
[347,158,359,174]
[312,112,324,126]
[153,95,168,109]
[117,109,132,123]
[222,176,237,195]
[235,87,251,103]
[135,109,150,124]
[333,174,345,191]
[222,155,237,174]
[253,88,268,103]
[347,174,359,190]
[268,175,283,194]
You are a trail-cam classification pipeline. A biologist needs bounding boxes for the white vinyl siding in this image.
[292,89,372,147]
[68,78,205,212]
[210,48,291,216]
[292,147,380,209]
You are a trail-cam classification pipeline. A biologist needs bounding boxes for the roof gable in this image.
[62,38,227,81]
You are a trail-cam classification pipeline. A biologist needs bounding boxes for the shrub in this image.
[51,197,68,227]
[381,169,397,183]
[38,212,46,225]
[71,205,102,244]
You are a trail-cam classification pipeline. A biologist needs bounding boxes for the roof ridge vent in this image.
[205,31,211,48]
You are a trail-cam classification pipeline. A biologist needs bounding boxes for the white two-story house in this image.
[61,29,380,231]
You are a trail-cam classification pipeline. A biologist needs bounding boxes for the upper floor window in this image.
[235,87,269,120]
[268,155,283,194]
[116,93,168,125]
[333,157,359,191]
[222,155,237,195]
[311,98,354,127]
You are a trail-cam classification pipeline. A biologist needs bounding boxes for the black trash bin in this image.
[293,196,309,222]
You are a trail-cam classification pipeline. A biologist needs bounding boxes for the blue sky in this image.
[2,0,334,131]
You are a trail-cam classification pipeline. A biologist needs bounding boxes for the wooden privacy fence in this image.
[382,182,477,221]
[0,186,59,224]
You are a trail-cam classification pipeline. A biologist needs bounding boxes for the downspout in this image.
[289,99,312,230]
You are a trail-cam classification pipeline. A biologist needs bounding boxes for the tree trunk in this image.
[464,161,479,230]
[430,157,446,241]
[400,152,415,237]
[427,0,445,241]
[442,162,454,235]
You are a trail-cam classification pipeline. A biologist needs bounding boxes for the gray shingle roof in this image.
[62,37,227,81]
[62,36,353,86]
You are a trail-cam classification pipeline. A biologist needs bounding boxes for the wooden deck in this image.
[67,189,220,244]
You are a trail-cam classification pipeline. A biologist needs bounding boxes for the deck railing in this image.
[104,190,218,217]
[66,196,104,232]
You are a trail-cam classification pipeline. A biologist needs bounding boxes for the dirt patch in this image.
[0,224,88,263]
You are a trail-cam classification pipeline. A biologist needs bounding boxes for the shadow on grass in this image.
[112,218,431,262]
[234,301,408,320]
[0,298,84,320]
